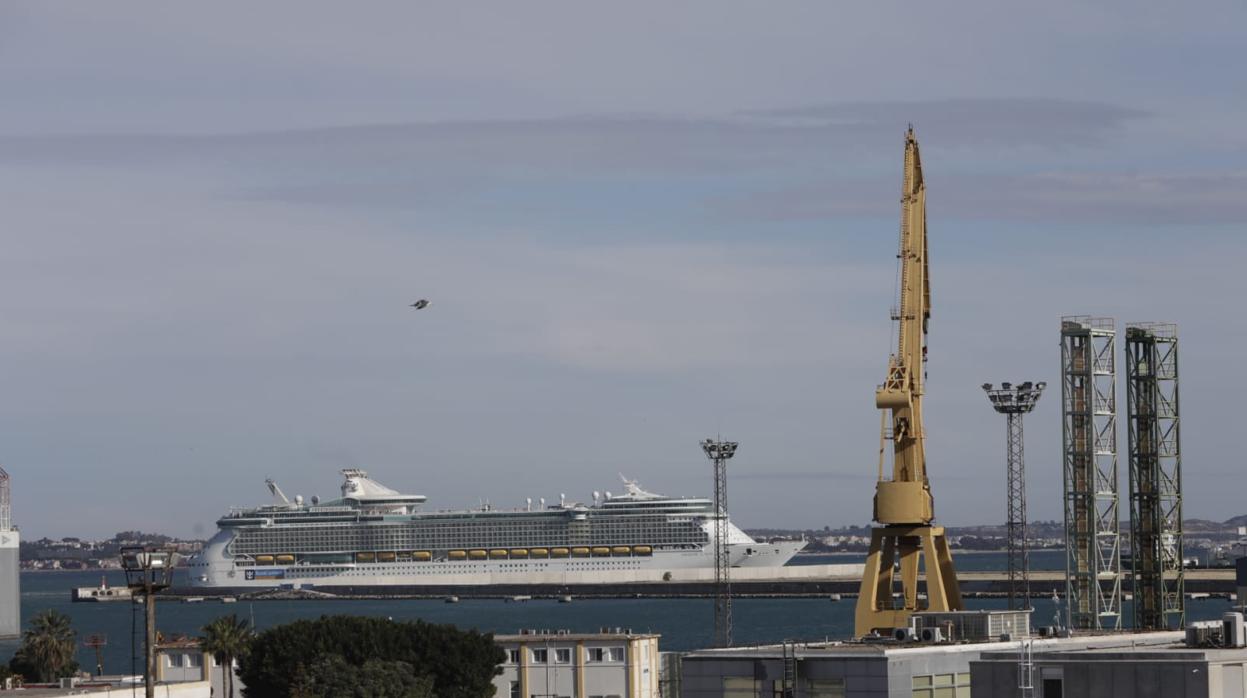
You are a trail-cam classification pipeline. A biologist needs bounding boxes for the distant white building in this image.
[493,629,660,698]
[0,467,19,640]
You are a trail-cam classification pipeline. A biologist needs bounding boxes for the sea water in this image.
[1,556,1230,676]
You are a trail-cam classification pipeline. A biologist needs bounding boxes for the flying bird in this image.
[410,299,429,310]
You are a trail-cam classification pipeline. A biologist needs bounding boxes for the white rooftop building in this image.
[493,628,660,698]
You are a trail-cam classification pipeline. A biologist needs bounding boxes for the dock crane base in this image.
[854,524,963,637]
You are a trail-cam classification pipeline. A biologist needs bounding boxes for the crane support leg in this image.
[855,525,963,636]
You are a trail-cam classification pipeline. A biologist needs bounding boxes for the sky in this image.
[1,2,1245,539]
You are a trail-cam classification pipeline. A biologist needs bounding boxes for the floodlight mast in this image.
[121,547,177,698]
[855,128,964,638]
[701,438,737,648]
[982,381,1046,610]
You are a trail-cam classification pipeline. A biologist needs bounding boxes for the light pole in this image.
[121,546,177,698]
[982,381,1045,610]
[701,438,738,648]
[83,634,107,677]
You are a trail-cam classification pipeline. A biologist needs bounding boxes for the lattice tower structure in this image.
[1060,316,1121,630]
[701,438,737,648]
[1126,323,1184,630]
[983,382,1045,610]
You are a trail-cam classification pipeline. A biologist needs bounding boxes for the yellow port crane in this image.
[854,128,964,637]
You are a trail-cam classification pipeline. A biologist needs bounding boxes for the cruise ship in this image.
[186,469,805,589]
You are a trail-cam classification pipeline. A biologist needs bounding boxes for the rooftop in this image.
[496,629,659,643]
[685,631,1188,661]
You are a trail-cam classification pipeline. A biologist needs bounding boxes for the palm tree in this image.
[200,614,252,698]
[13,609,77,682]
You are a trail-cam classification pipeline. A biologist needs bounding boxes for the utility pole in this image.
[701,438,737,648]
[983,381,1045,610]
[83,635,108,677]
[121,547,176,698]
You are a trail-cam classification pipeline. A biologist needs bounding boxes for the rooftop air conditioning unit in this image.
[1224,612,1246,648]
[920,627,945,643]
[894,627,917,642]
[1186,620,1221,647]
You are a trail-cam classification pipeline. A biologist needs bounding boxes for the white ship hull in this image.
[188,533,804,589]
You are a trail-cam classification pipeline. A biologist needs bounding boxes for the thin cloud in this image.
[716,170,1247,225]
[739,98,1148,147]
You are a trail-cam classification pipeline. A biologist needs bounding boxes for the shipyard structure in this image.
[0,467,18,640]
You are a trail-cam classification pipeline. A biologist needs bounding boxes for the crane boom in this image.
[873,127,933,524]
[266,478,290,506]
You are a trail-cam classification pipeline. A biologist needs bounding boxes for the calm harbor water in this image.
[2,552,1231,676]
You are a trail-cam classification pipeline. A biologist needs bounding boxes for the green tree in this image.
[200,614,252,698]
[290,655,434,698]
[9,610,78,682]
[239,616,502,698]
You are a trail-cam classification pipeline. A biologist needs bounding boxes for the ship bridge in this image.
[339,469,427,514]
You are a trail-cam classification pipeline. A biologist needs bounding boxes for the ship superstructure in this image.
[187,470,803,589]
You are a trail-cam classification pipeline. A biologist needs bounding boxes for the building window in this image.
[588,647,605,662]
[509,680,520,698]
[531,648,548,663]
[555,648,571,664]
[806,678,845,698]
[912,672,970,698]
[607,647,625,662]
[723,677,758,697]
[508,649,520,664]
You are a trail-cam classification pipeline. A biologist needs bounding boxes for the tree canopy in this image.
[289,655,434,698]
[8,610,78,682]
[238,615,503,698]
[200,613,252,698]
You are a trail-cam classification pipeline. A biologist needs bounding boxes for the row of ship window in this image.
[276,561,645,576]
[242,546,662,565]
[507,647,625,664]
[236,533,704,551]
[234,518,707,552]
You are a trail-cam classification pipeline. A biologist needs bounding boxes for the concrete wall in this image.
[680,654,889,698]
[680,645,988,698]
[0,530,19,639]
[972,657,1212,698]
[24,681,212,697]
